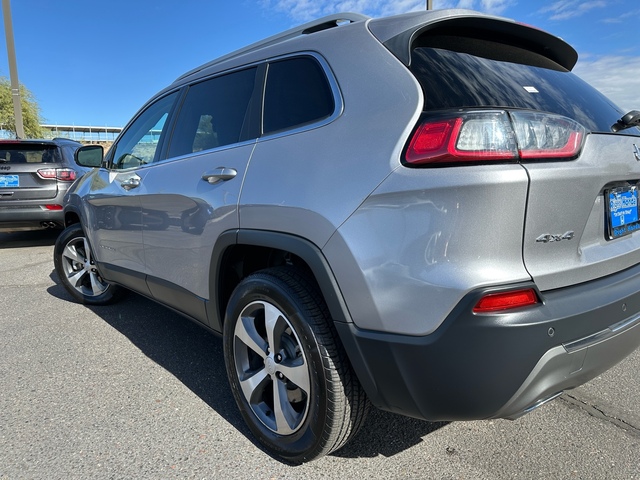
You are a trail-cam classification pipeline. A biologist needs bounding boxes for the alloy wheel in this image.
[59,235,109,297]
[232,300,311,435]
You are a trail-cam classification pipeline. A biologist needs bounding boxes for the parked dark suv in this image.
[0,138,88,230]
[54,9,640,463]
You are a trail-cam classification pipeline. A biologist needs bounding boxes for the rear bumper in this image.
[0,204,64,228]
[496,311,640,419]
[336,262,640,421]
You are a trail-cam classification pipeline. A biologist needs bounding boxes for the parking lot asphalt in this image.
[1,229,639,479]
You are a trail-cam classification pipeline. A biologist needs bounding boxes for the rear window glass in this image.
[411,45,634,134]
[0,145,61,164]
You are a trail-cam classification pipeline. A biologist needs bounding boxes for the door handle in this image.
[120,176,141,190]
[202,167,237,184]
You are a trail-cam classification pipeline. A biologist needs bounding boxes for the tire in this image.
[223,267,369,463]
[53,223,122,305]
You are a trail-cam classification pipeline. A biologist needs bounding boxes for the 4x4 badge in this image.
[536,231,575,243]
[634,144,640,161]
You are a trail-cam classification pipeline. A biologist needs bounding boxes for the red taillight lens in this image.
[406,112,518,164]
[405,118,459,163]
[56,169,77,181]
[473,288,539,313]
[405,110,586,165]
[37,168,77,181]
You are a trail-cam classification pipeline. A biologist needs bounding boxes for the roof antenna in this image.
[427,0,433,9]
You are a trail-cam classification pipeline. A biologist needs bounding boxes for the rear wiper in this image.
[612,110,640,132]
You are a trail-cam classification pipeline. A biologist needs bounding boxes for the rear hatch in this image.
[0,142,63,201]
[379,13,640,291]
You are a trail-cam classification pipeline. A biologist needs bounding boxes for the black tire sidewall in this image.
[223,272,331,462]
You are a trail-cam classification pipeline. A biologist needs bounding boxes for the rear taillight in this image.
[406,112,518,164]
[510,111,585,159]
[473,288,539,313]
[405,110,586,165]
[37,168,77,181]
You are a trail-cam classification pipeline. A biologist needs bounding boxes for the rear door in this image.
[0,143,61,201]
[139,66,262,327]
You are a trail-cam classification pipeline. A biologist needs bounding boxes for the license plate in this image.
[0,175,19,188]
[607,186,640,239]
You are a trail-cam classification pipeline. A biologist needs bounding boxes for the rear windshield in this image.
[0,144,61,164]
[411,44,637,135]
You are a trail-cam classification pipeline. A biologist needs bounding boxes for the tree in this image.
[0,76,43,138]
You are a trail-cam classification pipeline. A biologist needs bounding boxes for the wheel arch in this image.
[208,229,353,333]
[63,206,82,228]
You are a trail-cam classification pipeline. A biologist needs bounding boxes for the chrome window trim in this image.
[139,138,259,169]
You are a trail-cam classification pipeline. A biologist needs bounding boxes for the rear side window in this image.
[0,145,60,164]
[62,145,78,162]
[263,57,334,134]
[168,67,259,158]
[411,39,631,134]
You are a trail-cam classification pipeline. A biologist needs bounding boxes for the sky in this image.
[0,0,638,127]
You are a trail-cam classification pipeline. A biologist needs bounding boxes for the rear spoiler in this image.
[368,9,578,70]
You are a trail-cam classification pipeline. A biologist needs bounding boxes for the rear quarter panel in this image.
[324,164,531,336]
[239,22,422,247]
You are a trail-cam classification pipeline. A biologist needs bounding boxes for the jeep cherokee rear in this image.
[54,9,640,462]
[0,138,86,230]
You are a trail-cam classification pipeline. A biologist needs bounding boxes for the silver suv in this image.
[54,9,640,462]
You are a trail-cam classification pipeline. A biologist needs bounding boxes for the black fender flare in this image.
[207,229,353,332]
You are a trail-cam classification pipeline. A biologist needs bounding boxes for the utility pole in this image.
[427,0,433,9]
[2,0,25,139]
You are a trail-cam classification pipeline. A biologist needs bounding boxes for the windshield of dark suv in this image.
[411,42,638,135]
[0,144,61,163]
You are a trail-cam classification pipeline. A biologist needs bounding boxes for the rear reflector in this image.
[406,110,586,165]
[43,204,63,211]
[473,288,539,313]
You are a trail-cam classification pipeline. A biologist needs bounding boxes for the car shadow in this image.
[0,228,61,248]
[335,412,449,459]
[47,270,449,462]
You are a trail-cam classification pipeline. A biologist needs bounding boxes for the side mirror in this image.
[75,145,104,167]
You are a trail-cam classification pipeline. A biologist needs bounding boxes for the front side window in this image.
[110,92,178,170]
[263,56,334,135]
[167,67,259,159]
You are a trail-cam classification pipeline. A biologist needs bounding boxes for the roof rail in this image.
[176,13,370,81]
